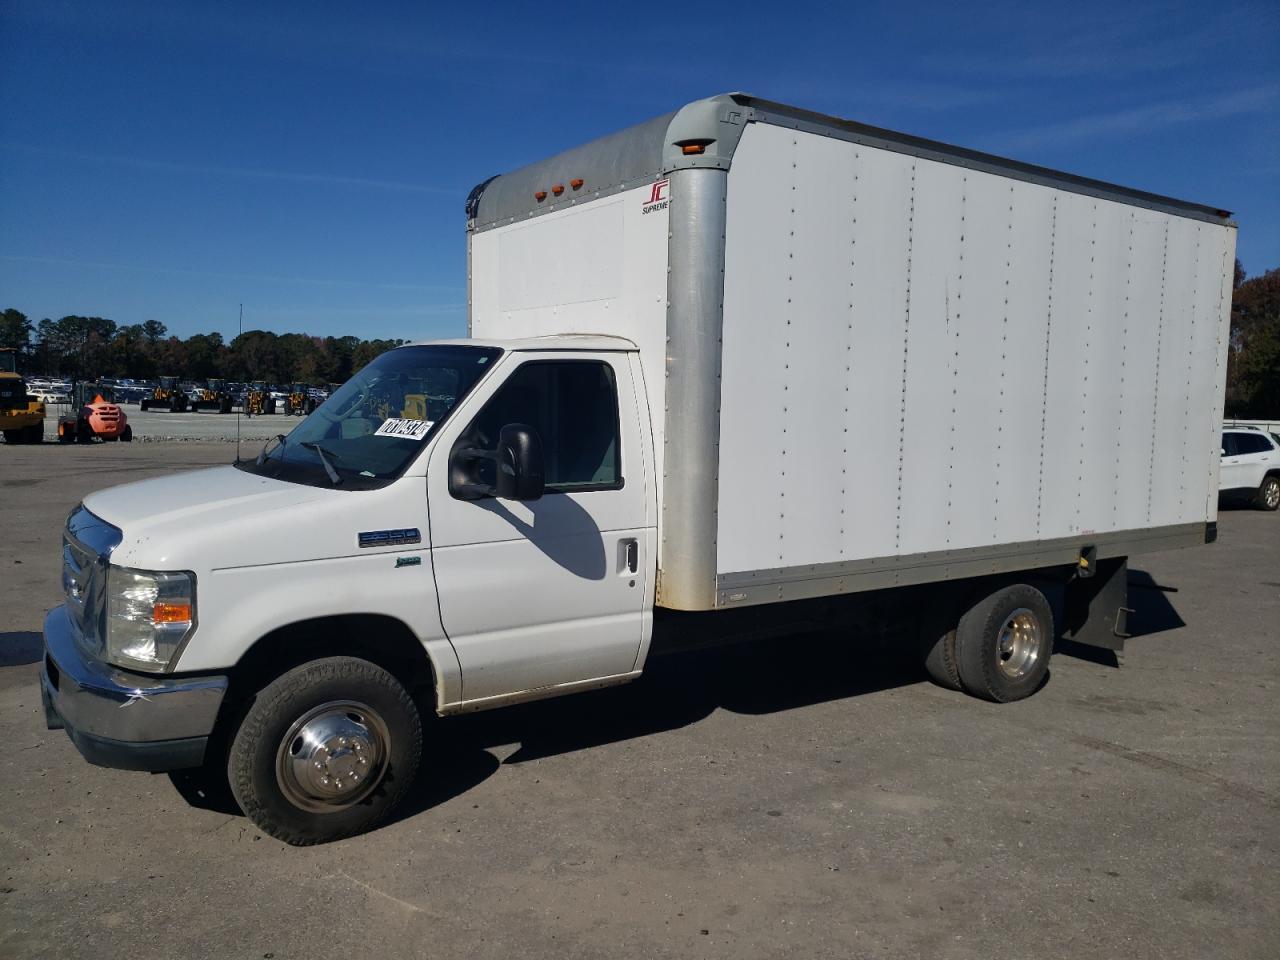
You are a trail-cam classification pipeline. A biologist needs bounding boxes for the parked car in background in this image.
[31,387,71,404]
[1220,427,1280,510]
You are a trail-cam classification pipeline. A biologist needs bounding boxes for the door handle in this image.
[622,538,638,574]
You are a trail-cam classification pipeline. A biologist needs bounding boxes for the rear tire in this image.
[121,425,133,442]
[1256,475,1280,511]
[24,424,42,443]
[76,419,93,444]
[919,607,964,692]
[2,429,19,444]
[140,399,149,411]
[227,657,422,845]
[954,584,1053,703]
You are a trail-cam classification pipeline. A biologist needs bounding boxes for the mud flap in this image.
[1061,556,1131,652]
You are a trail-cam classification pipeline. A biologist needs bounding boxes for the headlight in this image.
[105,567,197,672]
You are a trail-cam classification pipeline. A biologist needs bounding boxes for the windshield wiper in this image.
[256,433,287,466]
[301,441,342,485]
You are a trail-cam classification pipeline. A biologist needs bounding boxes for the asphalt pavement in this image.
[0,442,1276,959]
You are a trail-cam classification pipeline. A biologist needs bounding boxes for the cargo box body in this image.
[467,93,1236,612]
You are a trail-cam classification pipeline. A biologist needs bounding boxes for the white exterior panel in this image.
[470,184,671,503]
[715,122,1233,582]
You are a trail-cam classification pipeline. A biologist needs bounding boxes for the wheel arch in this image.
[225,613,445,719]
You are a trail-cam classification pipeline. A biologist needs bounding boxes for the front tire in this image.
[954,584,1053,703]
[1256,475,1280,511]
[227,657,422,845]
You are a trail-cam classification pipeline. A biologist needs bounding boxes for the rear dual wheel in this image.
[920,583,1053,703]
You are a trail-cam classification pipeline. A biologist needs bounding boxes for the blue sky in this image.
[1,0,1276,341]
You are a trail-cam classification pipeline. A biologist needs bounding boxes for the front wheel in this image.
[954,584,1053,703]
[1256,475,1280,511]
[227,657,422,845]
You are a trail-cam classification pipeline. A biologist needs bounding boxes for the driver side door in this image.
[426,352,653,707]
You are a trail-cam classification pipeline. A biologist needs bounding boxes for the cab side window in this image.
[461,360,622,492]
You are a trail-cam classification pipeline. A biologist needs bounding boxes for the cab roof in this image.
[404,334,638,353]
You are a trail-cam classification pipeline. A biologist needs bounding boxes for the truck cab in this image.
[41,335,654,844]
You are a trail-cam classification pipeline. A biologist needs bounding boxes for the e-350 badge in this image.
[357,528,421,548]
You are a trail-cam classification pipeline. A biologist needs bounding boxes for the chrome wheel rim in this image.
[996,608,1042,680]
[275,700,390,813]
[1265,481,1279,509]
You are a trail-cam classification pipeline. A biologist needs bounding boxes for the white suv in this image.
[1220,427,1280,510]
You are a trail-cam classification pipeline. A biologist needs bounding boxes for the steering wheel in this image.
[317,381,369,423]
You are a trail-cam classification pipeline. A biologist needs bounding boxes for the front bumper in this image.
[40,605,228,771]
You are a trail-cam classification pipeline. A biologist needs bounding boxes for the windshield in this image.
[236,344,500,489]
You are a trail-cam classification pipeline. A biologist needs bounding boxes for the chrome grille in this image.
[61,506,123,656]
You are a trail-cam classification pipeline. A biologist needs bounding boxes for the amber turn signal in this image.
[570,178,584,189]
[152,602,193,623]
[534,190,547,202]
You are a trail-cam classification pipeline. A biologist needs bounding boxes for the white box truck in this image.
[40,94,1237,843]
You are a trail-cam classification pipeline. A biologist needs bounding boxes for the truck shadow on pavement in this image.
[388,628,929,827]
[0,631,43,667]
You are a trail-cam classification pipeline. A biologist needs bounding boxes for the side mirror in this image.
[449,423,545,502]
[494,423,544,501]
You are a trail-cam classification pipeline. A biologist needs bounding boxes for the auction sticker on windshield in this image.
[374,418,434,440]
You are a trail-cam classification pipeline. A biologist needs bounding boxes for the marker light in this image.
[552,184,565,196]
[570,178,584,189]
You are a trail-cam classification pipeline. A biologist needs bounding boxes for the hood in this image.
[82,465,427,572]
[84,466,325,535]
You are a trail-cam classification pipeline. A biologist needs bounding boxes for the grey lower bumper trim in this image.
[714,522,1207,608]
[41,605,227,769]
[43,679,208,770]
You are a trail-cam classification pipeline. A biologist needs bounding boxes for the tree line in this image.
[1227,262,1280,417]
[0,309,404,385]
[1,258,1276,408]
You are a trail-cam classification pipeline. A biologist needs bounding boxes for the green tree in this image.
[184,332,226,379]
[1227,263,1280,417]
[142,319,167,345]
[0,308,33,364]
